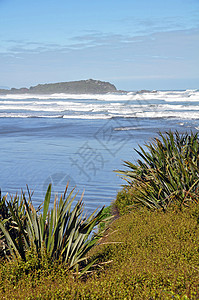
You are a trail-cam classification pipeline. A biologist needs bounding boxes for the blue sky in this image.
[0,0,199,90]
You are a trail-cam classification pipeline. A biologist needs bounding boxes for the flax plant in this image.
[0,184,104,271]
[117,131,199,210]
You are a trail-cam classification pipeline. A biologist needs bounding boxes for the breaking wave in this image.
[0,89,198,120]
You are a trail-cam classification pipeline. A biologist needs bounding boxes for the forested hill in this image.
[0,79,117,94]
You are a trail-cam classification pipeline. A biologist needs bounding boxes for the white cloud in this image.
[0,27,198,89]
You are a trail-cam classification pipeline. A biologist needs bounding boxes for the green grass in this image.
[0,204,198,299]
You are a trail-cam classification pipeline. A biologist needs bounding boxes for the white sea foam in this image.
[0,89,197,101]
[0,113,64,118]
[114,126,143,131]
[62,114,111,119]
[0,93,132,101]
[127,111,199,119]
[0,89,198,119]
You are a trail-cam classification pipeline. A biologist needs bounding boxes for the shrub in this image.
[0,184,105,272]
[115,186,134,215]
[117,131,199,211]
[97,205,113,232]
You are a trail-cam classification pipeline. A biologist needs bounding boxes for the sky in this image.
[0,0,199,90]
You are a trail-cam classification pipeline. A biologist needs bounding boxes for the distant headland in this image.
[0,79,118,95]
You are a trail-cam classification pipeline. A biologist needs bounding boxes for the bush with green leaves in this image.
[0,184,104,272]
[114,186,135,215]
[117,131,199,211]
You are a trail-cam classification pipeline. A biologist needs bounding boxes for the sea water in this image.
[0,89,199,212]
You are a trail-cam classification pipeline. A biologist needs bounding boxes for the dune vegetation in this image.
[0,131,199,299]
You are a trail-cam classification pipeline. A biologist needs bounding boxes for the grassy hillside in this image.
[0,205,198,299]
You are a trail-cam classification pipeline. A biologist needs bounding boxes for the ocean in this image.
[0,89,199,212]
